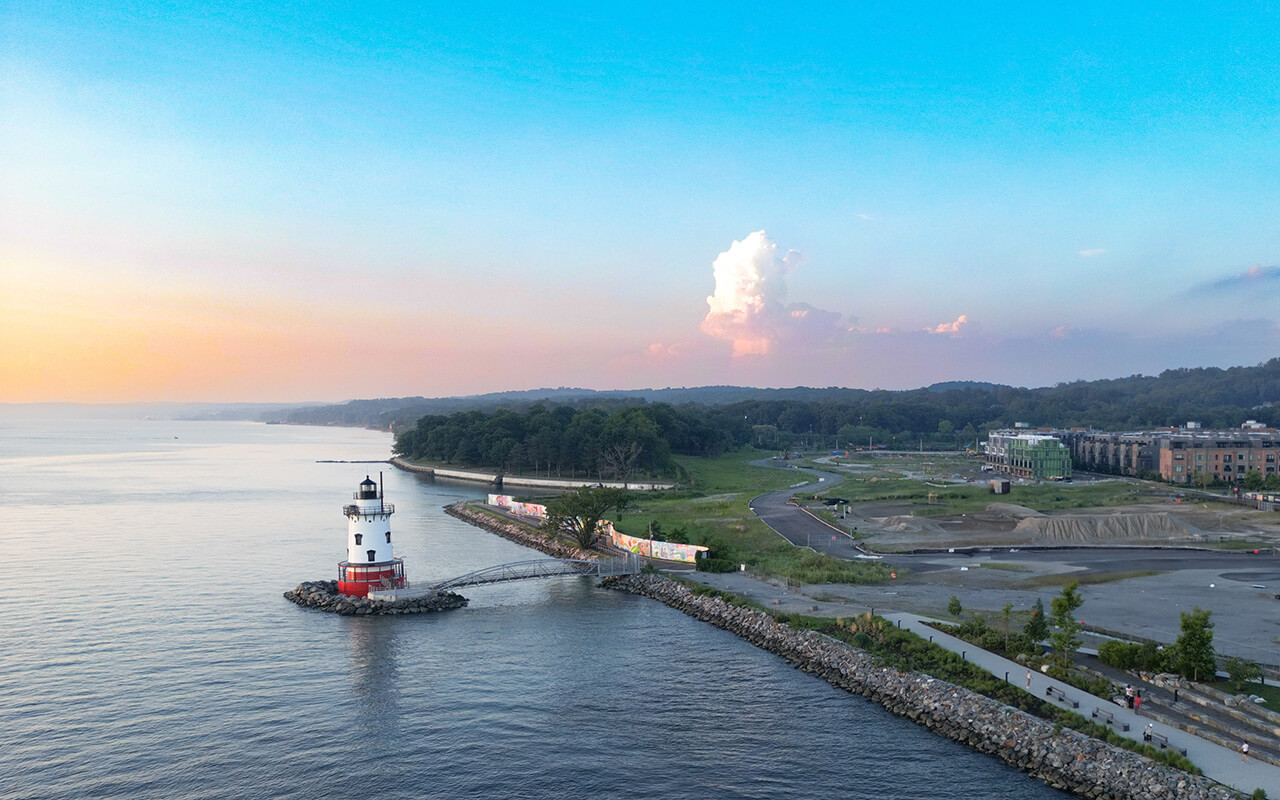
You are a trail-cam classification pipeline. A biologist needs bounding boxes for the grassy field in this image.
[802,474,1155,516]
[614,449,890,585]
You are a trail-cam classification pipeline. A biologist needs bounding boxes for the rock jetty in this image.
[445,502,598,561]
[603,572,1238,800]
[284,580,467,615]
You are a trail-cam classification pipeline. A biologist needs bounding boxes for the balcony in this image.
[343,503,395,517]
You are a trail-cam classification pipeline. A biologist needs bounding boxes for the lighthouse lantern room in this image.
[337,474,405,596]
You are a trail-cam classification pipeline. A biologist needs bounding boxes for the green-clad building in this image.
[985,431,1072,480]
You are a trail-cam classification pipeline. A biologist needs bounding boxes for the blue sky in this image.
[3,2,1279,401]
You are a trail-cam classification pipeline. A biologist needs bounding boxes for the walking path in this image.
[884,612,1280,798]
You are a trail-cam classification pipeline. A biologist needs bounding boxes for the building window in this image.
[354,534,363,545]
[385,531,392,543]
[1174,466,1183,472]
[366,549,377,562]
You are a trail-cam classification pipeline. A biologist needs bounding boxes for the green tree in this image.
[542,487,633,549]
[1048,581,1084,671]
[1245,470,1265,491]
[1224,657,1262,692]
[1024,597,1049,642]
[947,595,963,618]
[1173,606,1216,682]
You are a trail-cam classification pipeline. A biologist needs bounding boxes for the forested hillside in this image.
[305,359,1280,477]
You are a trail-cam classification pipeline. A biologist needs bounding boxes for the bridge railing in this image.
[429,554,639,592]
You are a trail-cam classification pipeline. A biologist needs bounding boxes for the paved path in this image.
[748,461,865,557]
[884,612,1280,798]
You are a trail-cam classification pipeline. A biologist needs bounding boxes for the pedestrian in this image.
[1134,694,1141,713]
[1173,688,1179,704]
[1143,724,1153,743]
[1242,742,1250,762]
[1026,671,1032,690]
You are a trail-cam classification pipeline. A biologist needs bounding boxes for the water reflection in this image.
[344,617,401,739]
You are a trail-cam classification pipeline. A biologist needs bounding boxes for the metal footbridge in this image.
[429,555,639,593]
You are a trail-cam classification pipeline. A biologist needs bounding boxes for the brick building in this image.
[1062,427,1279,484]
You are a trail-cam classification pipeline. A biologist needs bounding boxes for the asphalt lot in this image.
[747,460,1280,664]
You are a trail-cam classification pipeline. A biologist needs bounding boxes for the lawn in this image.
[614,448,890,585]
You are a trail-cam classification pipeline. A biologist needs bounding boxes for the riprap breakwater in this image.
[445,501,599,561]
[284,580,467,615]
[602,573,1236,800]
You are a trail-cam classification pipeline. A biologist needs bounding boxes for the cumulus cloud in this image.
[701,230,804,356]
[1078,248,1106,257]
[928,314,969,335]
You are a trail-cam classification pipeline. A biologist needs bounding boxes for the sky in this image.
[3,1,1280,402]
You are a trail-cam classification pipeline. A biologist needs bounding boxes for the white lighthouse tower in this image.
[337,475,405,597]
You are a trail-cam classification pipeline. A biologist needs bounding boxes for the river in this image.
[0,416,1068,798]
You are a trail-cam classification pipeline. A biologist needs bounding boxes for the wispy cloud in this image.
[1078,248,1106,257]
[1195,263,1280,293]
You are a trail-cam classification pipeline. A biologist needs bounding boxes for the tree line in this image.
[392,403,741,480]
[385,358,1280,476]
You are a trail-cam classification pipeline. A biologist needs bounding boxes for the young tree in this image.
[1224,657,1262,692]
[1174,607,1216,682]
[542,487,633,549]
[1048,581,1084,671]
[1001,603,1014,652]
[1024,597,1049,642]
[947,595,963,618]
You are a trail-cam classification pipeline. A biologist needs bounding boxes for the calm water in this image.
[0,417,1067,799]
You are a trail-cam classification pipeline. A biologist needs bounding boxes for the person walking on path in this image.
[1026,671,1032,690]
[1243,742,1250,762]
[1134,693,1141,713]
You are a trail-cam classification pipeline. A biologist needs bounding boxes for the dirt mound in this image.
[878,515,943,534]
[1013,512,1201,543]
[984,503,1046,519]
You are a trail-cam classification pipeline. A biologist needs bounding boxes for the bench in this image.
[1045,685,1079,708]
[1147,731,1187,756]
[1092,707,1130,731]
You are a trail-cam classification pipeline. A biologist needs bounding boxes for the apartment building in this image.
[984,431,1072,479]
[1062,427,1279,484]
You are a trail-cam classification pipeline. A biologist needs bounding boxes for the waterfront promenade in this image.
[686,568,1278,798]
[886,612,1280,798]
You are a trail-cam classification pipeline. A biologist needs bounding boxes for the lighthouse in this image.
[337,475,406,597]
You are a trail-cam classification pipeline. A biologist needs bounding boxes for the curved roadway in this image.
[748,459,870,558]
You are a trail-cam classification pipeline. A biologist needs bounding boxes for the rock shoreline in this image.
[444,501,599,561]
[284,580,468,615]
[602,572,1238,800]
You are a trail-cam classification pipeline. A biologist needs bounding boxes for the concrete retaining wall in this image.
[390,457,674,490]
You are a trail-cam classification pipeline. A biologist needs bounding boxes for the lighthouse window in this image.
[366,549,377,562]
[385,531,392,543]
[354,534,363,545]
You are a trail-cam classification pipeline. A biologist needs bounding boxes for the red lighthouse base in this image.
[338,558,406,597]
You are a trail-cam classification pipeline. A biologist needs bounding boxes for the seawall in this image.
[601,572,1238,800]
[391,457,674,491]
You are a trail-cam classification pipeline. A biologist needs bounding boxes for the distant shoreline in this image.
[389,456,675,491]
